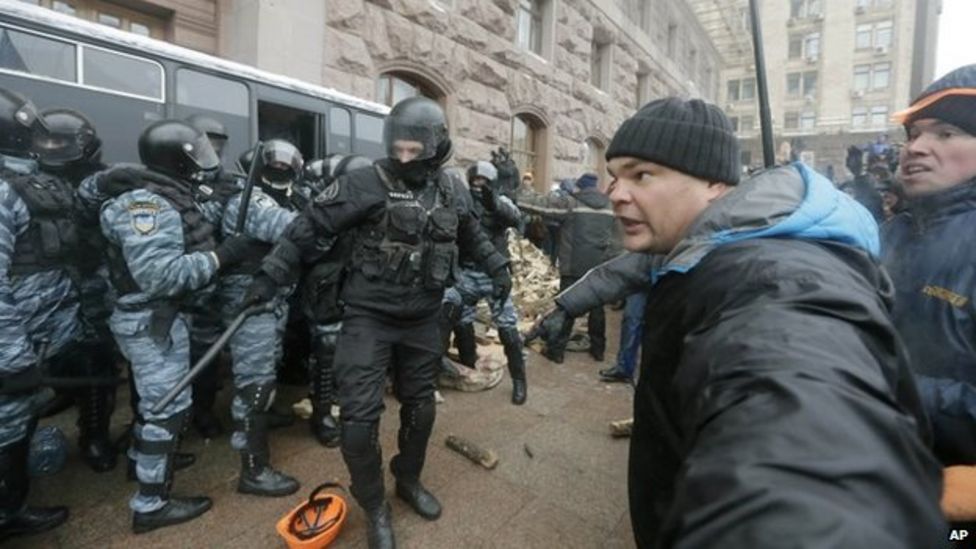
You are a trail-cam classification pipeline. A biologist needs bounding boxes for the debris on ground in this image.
[438,354,505,392]
[609,418,633,438]
[523,443,534,459]
[445,434,499,469]
[508,233,560,321]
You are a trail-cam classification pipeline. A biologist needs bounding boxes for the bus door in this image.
[0,23,165,164]
[254,86,324,162]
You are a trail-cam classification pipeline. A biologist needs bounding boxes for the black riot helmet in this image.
[238,147,255,174]
[466,160,498,189]
[138,119,220,182]
[36,108,101,170]
[0,87,47,158]
[259,139,303,191]
[186,114,229,159]
[383,97,452,184]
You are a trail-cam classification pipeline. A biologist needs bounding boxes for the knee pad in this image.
[340,421,378,457]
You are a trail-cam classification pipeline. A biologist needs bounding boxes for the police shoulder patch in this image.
[314,181,340,204]
[128,200,160,235]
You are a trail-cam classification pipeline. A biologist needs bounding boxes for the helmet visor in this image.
[185,133,220,172]
[383,120,438,163]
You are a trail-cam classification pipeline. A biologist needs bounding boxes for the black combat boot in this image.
[310,342,340,447]
[76,343,119,472]
[130,413,211,534]
[341,421,395,549]
[499,327,527,405]
[390,399,441,520]
[0,438,68,542]
[453,323,478,368]
[236,383,299,497]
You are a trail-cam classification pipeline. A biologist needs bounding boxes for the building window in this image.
[516,0,543,55]
[803,32,820,60]
[375,73,438,107]
[130,22,150,37]
[853,64,871,90]
[869,105,888,126]
[790,0,822,19]
[590,40,611,91]
[800,111,816,130]
[785,111,799,130]
[584,137,606,188]
[875,20,892,49]
[636,71,651,107]
[511,114,545,186]
[852,106,868,127]
[96,12,121,28]
[51,1,75,15]
[872,62,890,89]
[729,116,740,132]
[857,21,893,50]
[328,107,352,155]
[727,78,756,103]
[741,115,755,132]
[787,71,818,98]
[789,32,820,60]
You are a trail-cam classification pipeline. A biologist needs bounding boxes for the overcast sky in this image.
[935,0,976,78]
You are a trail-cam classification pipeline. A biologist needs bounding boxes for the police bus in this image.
[0,2,389,170]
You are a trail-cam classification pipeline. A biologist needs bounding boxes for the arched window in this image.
[585,137,607,189]
[511,112,548,190]
[375,71,442,106]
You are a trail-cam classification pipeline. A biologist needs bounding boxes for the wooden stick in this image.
[445,434,499,470]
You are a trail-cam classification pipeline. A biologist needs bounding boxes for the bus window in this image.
[354,112,384,159]
[176,69,248,116]
[328,106,351,155]
[81,46,162,101]
[175,69,250,169]
[258,100,317,161]
[0,26,76,82]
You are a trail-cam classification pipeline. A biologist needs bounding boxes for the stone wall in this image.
[317,0,718,187]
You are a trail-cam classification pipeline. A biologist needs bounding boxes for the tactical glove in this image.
[490,265,512,302]
[523,306,572,347]
[480,184,497,212]
[214,235,260,271]
[242,273,279,308]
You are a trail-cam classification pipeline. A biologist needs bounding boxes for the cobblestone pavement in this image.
[15,311,634,549]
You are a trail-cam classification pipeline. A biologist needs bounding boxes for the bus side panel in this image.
[0,74,165,165]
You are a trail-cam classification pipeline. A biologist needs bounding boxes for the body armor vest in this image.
[104,169,217,296]
[351,166,459,290]
[4,167,80,276]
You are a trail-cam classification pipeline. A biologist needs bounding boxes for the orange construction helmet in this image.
[276,482,348,549]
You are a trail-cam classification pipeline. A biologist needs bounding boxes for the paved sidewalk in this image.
[15,312,634,548]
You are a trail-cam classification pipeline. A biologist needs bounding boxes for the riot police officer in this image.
[298,154,371,447]
[0,88,79,542]
[35,107,118,472]
[442,160,526,404]
[86,120,254,533]
[244,97,512,549]
[215,139,303,496]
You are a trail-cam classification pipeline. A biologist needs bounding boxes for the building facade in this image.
[20,0,720,190]
[692,0,940,178]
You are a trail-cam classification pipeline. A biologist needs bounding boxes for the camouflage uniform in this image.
[88,170,221,513]
[0,155,81,448]
[217,188,296,451]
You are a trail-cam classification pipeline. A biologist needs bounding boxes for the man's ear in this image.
[705,181,731,201]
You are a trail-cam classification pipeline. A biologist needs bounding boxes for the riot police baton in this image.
[150,302,273,414]
[235,141,265,235]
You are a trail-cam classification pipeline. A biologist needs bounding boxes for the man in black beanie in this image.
[528,97,946,546]
[883,64,976,473]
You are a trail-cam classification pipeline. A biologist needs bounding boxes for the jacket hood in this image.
[658,162,880,278]
[574,186,609,209]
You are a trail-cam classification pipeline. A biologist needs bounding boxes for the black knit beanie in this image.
[606,97,741,184]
